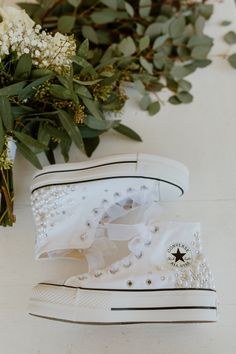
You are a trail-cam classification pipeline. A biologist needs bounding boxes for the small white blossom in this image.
[0,6,76,74]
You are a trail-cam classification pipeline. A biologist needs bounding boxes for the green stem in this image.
[0,167,15,227]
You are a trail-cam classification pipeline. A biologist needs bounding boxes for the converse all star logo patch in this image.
[167,243,192,268]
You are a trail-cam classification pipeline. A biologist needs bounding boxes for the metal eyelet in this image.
[140,185,148,190]
[135,251,143,259]
[80,233,87,241]
[94,271,103,278]
[146,279,152,286]
[123,260,132,268]
[110,268,119,274]
[150,225,159,233]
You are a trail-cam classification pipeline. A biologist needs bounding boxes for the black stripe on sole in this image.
[38,283,216,293]
[31,175,184,194]
[111,306,217,311]
[33,160,137,179]
[29,313,217,325]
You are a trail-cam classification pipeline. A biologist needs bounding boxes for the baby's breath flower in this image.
[0,6,76,74]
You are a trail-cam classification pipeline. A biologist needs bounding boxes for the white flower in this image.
[0,5,76,74]
[0,6,34,29]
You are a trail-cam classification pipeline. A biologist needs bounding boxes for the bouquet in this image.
[5,0,232,227]
[0,6,140,226]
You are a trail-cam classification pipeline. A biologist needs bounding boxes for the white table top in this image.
[1,1,236,353]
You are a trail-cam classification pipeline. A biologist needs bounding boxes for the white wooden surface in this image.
[1,1,236,353]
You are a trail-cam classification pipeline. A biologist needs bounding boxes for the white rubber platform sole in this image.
[29,284,218,324]
[31,153,189,201]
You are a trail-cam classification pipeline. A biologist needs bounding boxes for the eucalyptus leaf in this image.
[195,16,205,35]
[169,16,186,39]
[84,136,100,157]
[140,56,153,74]
[139,36,150,52]
[49,84,72,99]
[58,110,85,152]
[124,2,134,17]
[178,79,192,92]
[228,53,236,68]
[80,126,104,138]
[75,85,92,98]
[198,4,213,20]
[77,39,90,59]
[58,15,75,33]
[187,34,213,48]
[11,105,35,118]
[168,95,181,105]
[0,81,27,96]
[81,26,99,44]
[170,65,195,79]
[191,46,211,60]
[46,126,68,141]
[153,34,169,50]
[177,46,190,60]
[220,20,231,26]
[68,0,81,7]
[73,56,96,75]
[139,94,151,110]
[134,80,146,95]
[153,52,166,69]
[31,69,54,78]
[139,0,152,18]
[45,149,56,165]
[73,78,102,86]
[91,9,117,24]
[16,141,42,169]
[145,22,162,37]
[114,124,142,142]
[82,97,103,120]
[60,135,72,162]
[14,131,48,150]
[19,75,53,101]
[85,115,119,130]
[101,0,117,10]
[14,54,32,81]
[119,37,136,56]
[224,31,236,45]
[37,124,51,146]
[137,23,145,36]
[0,97,13,131]
[194,59,211,68]
[148,101,161,115]
[177,91,193,103]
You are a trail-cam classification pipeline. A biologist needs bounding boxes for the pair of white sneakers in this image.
[29,154,217,324]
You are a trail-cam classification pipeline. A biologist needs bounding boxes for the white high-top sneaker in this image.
[29,221,218,323]
[31,153,188,265]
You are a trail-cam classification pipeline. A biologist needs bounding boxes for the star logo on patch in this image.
[167,243,192,268]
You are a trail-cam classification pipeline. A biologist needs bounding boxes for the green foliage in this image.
[228,53,236,69]
[0,0,216,174]
[114,124,142,142]
[224,31,236,45]
[19,0,214,121]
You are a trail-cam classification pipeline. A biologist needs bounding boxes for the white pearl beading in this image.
[31,179,160,259]
[73,230,215,290]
